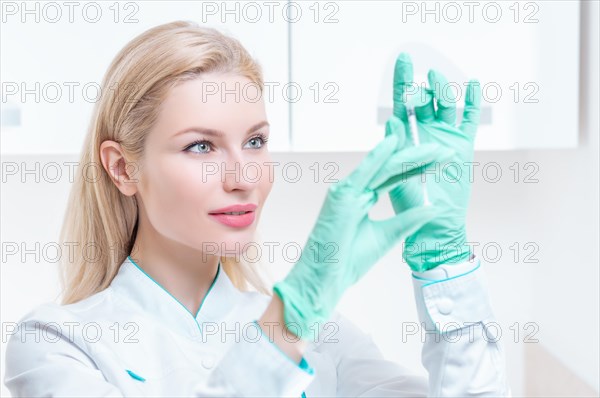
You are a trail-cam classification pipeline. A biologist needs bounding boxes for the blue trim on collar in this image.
[196,262,220,317]
[126,255,220,320]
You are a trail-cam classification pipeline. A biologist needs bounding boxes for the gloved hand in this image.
[273,133,455,339]
[385,52,482,272]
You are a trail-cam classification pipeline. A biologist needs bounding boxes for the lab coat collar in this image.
[110,256,242,340]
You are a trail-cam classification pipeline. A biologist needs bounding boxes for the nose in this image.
[221,154,259,192]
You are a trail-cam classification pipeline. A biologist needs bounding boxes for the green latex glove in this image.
[386,52,482,272]
[273,133,455,339]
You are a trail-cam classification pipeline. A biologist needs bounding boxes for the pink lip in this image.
[209,203,257,214]
[208,203,257,228]
[209,212,255,228]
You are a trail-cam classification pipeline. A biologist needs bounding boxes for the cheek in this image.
[259,164,274,197]
[252,160,274,222]
[258,153,274,195]
[141,158,215,236]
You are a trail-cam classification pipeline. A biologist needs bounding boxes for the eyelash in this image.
[185,133,269,154]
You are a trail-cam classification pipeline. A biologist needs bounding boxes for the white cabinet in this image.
[290,1,580,151]
[0,1,290,154]
[1,1,580,154]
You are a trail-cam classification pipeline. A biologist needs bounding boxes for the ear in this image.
[99,140,139,197]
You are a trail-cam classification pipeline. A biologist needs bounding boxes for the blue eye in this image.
[245,133,269,149]
[185,133,269,155]
[185,140,214,154]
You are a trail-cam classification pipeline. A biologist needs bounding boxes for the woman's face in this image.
[134,73,273,258]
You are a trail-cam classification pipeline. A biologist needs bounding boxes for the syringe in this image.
[405,93,431,206]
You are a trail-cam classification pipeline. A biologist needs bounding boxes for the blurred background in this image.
[1,1,598,396]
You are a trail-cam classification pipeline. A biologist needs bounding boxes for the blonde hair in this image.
[59,20,272,304]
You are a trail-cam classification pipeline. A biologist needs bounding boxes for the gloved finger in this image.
[393,52,415,122]
[389,178,423,214]
[458,79,482,138]
[411,86,436,124]
[371,205,441,249]
[385,115,410,149]
[367,144,455,194]
[344,133,398,192]
[427,69,457,125]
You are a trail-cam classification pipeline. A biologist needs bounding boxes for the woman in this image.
[4,21,511,396]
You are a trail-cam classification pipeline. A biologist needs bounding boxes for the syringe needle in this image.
[405,94,431,206]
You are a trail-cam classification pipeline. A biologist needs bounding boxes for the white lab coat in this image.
[4,254,511,397]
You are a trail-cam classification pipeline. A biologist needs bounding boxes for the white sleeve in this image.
[3,307,126,397]
[192,319,315,397]
[4,308,315,397]
[411,254,512,397]
[332,255,511,397]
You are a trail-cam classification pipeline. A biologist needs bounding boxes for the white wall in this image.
[525,0,599,391]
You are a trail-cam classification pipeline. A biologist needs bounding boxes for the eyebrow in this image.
[173,121,269,138]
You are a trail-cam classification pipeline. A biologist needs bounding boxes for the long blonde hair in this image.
[59,20,272,304]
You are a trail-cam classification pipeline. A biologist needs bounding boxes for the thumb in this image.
[385,115,408,149]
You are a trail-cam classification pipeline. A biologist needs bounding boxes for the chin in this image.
[215,234,258,255]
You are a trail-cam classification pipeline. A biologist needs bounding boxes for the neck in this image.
[128,215,220,317]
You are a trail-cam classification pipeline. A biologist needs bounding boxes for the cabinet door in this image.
[290,1,580,151]
[1,1,290,154]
